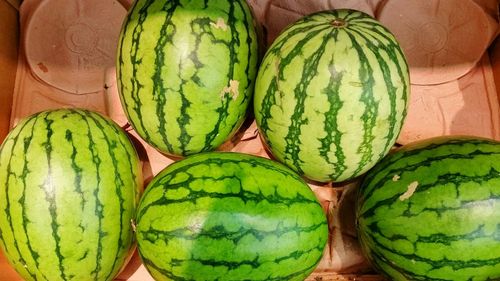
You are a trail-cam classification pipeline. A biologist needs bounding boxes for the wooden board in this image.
[0,0,19,141]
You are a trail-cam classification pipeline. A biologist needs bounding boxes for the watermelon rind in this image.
[254,9,410,183]
[356,136,500,281]
[117,0,260,157]
[135,151,328,281]
[0,109,143,281]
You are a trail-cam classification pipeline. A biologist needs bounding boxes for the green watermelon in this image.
[0,109,143,281]
[356,136,500,281]
[116,0,260,157]
[135,152,328,280]
[253,9,410,183]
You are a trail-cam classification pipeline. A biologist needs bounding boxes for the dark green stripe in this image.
[237,0,256,103]
[358,139,500,280]
[119,0,156,141]
[89,112,140,201]
[363,219,500,280]
[137,156,314,223]
[256,9,410,182]
[360,139,498,194]
[161,154,306,186]
[19,120,42,276]
[0,114,39,280]
[140,252,322,281]
[152,0,178,154]
[364,222,500,279]
[360,140,500,202]
[81,111,130,281]
[1,110,140,280]
[65,129,85,212]
[139,254,180,280]
[257,24,331,141]
[361,167,500,219]
[42,112,67,280]
[357,16,410,110]
[76,111,106,280]
[198,1,238,152]
[360,152,498,216]
[319,53,346,179]
[348,20,409,155]
[284,28,334,175]
[173,14,212,154]
[136,153,325,281]
[141,221,324,245]
[368,249,449,281]
[260,25,332,162]
[344,30,378,178]
[137,179,318,224]
[415,224,497,245]
[141,224,324,280]
[332,8,367,22]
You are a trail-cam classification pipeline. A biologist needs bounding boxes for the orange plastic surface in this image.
[377,0,498,85]
[398,54,500,144]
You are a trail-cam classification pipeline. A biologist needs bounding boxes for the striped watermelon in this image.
[253,9,410,183]
[356,136,500,281]
[116,0,260,157]
[0,109,143,281]
[135,152,328,280]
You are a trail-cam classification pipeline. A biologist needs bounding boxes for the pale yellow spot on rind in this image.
[211,18,228,31]
[392,174,400,181]
[220,80,240,100]
[131,219,136,232]
[399,181,419,201]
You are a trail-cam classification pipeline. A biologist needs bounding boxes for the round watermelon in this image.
[253,9,410,183]
[116,0,260,157]
[135,152,328,280]
[356,136,500,280]
[0,109,143,281]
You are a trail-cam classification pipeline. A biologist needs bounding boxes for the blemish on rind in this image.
[220,80,240,100]
[131,219,136,232]
[399,181,419,201]
[210,18,228,31]
[38,62,49,73]
[392,174,400,181]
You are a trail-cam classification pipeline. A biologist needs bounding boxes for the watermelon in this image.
[0,109,143,281]
[135,152,328,280]
[253,9,410,183]
[116,0,260,157]
[356,136,500,281]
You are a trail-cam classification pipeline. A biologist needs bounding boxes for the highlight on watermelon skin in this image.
[254,9,410,183]
[356,136,500,281]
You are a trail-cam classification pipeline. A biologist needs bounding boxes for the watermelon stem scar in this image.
[331,19,347,28]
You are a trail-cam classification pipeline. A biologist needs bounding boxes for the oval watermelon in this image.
[0,109,143,281]
[253,9,410,183]
[116,0,260,157]
[135,152,328,280]
[356,136,500,281]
